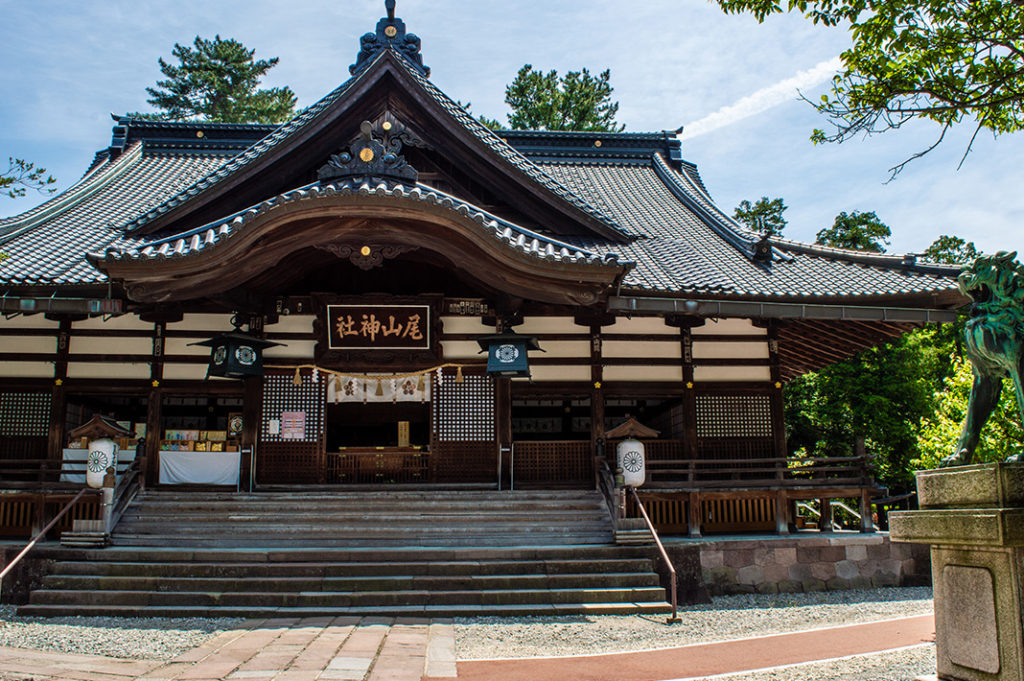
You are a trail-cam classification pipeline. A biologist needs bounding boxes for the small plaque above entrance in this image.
[327,305,430,350]
[313,294,443,369]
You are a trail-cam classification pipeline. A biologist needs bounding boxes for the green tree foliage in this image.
[713,1,1024,175]
[502,65,625,132]
[815,210,891,252]
[922,235,979,264]
[733,197,788,236]
[783,228,975,491]
[138,35,297,123]
[914,356,1023,469]
[1,157,56,199]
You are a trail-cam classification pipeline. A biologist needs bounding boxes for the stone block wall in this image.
[693,534,930,596]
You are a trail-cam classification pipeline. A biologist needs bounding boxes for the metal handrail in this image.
[596,458,619,531]
[628,487,680,624]
[0,488,91,586]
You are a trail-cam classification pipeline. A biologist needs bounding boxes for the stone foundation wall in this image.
[693,534,930,596]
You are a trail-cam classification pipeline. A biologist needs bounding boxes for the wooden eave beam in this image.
[103,198,623,307]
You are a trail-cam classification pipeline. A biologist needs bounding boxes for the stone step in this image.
[41,571,660,592]
[108,535,613,548]
[17,601,673,618]
[34,544,652,563]
[52,557,656,577]
[30,585,669,608]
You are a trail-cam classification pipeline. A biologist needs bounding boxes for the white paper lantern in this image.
[616,438,646,487]
[86,438,118,489]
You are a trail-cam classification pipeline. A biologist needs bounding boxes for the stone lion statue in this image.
[940,250,1024,467]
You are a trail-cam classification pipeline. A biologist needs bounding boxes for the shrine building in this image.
[0,3,964,551]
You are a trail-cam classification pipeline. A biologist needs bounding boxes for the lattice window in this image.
[261,371,324,443]
[432,374,494,441]
[695,394,772,438]
[0,392,51,437]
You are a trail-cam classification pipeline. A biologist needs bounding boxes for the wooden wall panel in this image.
[604,366,684,382]
[161,364,211,381]
[67,363,150,379]
[691,342,770,359]
[694,366,772,382]
[602,340,678,358]
[73,315,152,331]
[0,337,57,354]
[69,337,152,355]
[692,318,761,335]
[0,362,54,378]
[166,314,234,332]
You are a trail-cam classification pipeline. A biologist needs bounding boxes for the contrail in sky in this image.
[679,56,842,140]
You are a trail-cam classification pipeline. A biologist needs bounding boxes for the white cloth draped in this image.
[159,451,240,485]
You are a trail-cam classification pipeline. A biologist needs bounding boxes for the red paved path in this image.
[448,614,935,681]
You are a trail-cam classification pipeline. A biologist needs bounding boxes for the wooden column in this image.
[668,315,703,537]
[589,324,605,449]
[140,321,166,488]
[819,497,834,532]
[240,375,263,491]
[46,318,72,462]
[766,323,788,459]
[144,387,162,487]
[495,377,512,489]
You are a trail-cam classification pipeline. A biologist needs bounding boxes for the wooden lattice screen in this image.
[512,441,592,488]
[0,391,51,462]
[431,373,497,483]
[694,393,776,480]
[695,394,772,438]
[257,370,325,484]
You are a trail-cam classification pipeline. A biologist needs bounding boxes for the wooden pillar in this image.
[241,375,263,491]
[45,318,72,463]
[140,321,166,488]
[144,388,162,487]
[495,377,512,489]
[688,491,702,538]
[775,490,790,535]
[766,323,788,460]
[819,496,833,532]
[589,324,605,450]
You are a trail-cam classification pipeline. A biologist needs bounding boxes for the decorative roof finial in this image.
[350,0,430,77]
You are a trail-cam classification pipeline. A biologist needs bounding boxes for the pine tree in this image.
[138,35,296,124]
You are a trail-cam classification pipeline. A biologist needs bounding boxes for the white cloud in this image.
[680,56,842,140]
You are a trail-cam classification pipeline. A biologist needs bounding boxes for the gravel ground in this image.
[454,587,934,659]
[0,605,244,661]
[708,643,935,681]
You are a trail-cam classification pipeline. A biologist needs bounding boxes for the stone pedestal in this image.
[890,463,1024,681]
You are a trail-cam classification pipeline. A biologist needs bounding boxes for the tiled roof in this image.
[96,177,625,271]
[0,48,961,305]
[120,49,628,241]
[0,145,232,286]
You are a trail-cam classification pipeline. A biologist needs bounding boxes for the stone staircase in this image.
[20,490,671,617]
[109,489,615,547]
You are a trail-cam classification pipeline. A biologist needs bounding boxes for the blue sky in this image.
[2,0,1021,255]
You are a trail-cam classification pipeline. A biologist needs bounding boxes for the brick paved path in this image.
[0,617,456,681]
[0,614,931,681]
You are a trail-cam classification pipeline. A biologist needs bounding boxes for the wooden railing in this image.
[629,487,679,624]
[106,453,144,535]
[645,454,874,489]
[0,488,96,590]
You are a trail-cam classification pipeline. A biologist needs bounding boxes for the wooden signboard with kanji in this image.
[312,294,443,368]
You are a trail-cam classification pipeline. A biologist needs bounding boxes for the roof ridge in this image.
[395,56,630,239]
[121,56,374,233]
[650,153,772,261]
[770,236,963,274]
[97,177,630,271]
[0,142,144,245]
